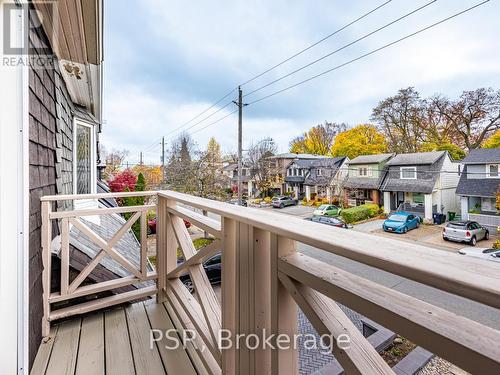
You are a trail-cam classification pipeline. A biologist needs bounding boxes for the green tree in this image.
[482,130,500,148]
[122,172,146,241]
[331,124,387,159]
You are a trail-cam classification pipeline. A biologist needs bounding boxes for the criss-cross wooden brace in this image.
[168,213,222,358]
[64,212,144,294]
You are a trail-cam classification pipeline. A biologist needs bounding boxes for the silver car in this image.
[272,196,298,208]
[443,221,490,246]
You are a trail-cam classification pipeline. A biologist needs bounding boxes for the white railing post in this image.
[221,217,237,374]
[41,201,52,337]
[271,235,298,375]
[156,195,177,303]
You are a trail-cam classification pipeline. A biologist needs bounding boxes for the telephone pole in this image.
[139,152,143,165]
[233,86,247,206]
[161,136,165,184]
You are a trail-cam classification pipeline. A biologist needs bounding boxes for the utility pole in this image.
[161,136,165,184]
[233,86,247,206]
[139,152,143,165]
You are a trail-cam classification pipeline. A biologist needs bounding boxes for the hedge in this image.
[340,203,380,224]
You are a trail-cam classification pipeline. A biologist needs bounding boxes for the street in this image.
[265,205,500,329]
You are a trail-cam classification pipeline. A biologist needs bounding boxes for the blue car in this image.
[383,211,420,234]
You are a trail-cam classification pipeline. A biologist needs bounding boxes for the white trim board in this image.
[0,1,29,373]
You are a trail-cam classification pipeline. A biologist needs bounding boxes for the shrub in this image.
[341,203,380,224]
[264,196,272,203]
[108,169,137,192]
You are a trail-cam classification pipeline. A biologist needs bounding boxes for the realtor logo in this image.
[2,1,55,67]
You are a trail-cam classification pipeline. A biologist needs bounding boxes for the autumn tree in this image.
[482,130,500,148]
[132,165,163,189]
[433,88,500,150]
[165,133,196,192]
[371,87,426,153]
[247,137,278,196]
[102,148,129,180]
[193,137,226,198]
[289,121,347,155]
[331,124,387,159]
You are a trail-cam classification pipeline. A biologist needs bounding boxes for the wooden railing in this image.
[41,191,500,374]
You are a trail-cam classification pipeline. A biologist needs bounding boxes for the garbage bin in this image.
[432,213,439,224]
[447,211,456,222]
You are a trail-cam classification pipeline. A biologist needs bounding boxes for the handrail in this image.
[159,191,500,309]
[41,190,157,201]
[40,190,500,374]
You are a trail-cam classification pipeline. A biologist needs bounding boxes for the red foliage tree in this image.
[108,169,137,192]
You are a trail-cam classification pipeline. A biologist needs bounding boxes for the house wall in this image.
[28,11,74,368]
[349,163,381,178]
[467,164,487,179]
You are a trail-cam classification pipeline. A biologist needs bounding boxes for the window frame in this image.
[317,168,323,176]
[486,164,499,178]
[400,166,417,180]
[73,117,97,195]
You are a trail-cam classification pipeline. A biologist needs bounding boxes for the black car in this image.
[304,215,349,228]
[180,252,221,292]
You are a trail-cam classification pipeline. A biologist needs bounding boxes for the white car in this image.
[458,247,500,262]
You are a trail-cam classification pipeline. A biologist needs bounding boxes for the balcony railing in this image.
[39,191,500,374]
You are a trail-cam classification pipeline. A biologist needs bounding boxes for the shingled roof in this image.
[386,151,446,166]
[456,165,500,197]
[348,153,394,165]
[461,148,500,164]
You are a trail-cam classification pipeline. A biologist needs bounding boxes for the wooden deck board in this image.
[75,313,105,375]
[125,303,165,375]
[144,301,197,375]
[32,301,200,375]
[45,318,81,375]
[104,308,136,375]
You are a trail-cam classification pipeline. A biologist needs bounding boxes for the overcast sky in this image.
[100,0,500,165]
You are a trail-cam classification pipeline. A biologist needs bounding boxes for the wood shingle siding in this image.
[28,7,75,369]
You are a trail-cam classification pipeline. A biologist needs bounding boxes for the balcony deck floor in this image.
[31,300,198,375]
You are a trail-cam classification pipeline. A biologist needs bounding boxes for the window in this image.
[413,192,424,204]
[317,168,323,176]
[400,167,417,179]
[486,164,499,178]
[359,167,366,176]
[482,197,496,212]
[75,121,94,194]
[233,170,237,178]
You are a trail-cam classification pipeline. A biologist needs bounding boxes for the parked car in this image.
[443,221,489,246]
[382,212,420,234]
[313,204,342,217]
[272,196,298,208]
[228,199,248,207]
[180,252,221,292]
[304,216,349,228]
[148,217,191,234]
[458,247,500,262]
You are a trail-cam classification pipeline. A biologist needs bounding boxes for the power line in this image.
[140,1,393,146]
[190,109,239,136]
[239,0,393,87]
[247,0,490,106]
[243,0,437,98]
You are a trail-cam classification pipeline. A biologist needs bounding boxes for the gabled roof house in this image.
[456,148,500,229]
[380,151,460,221]
[343,153,394,206]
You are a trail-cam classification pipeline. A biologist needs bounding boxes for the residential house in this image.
[285,156,349,201]
[380,151,460,221]
[259,153,328,196]
[456,148,500,229]
[343,153,394,207]
[222,162,252,196]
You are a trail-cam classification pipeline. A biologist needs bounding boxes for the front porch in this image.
[460,196,500,229]
[33,190,500,374]
[383,191,438,220]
